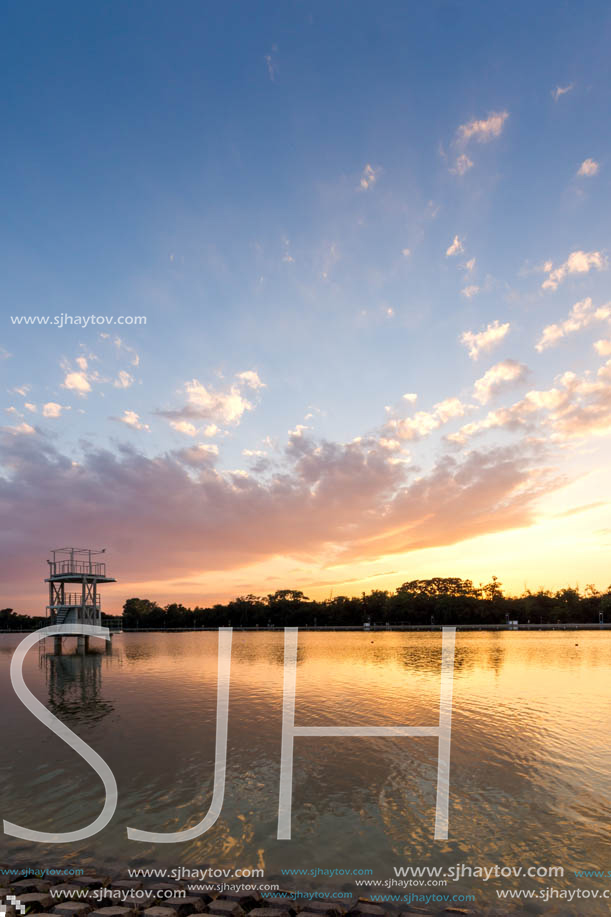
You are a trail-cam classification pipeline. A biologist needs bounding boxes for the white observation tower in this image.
[46,547,116,653]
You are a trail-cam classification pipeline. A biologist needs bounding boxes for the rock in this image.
[249,910,291,917]
[297,904,345,917]
[145,885,186,897]
[347,906,386,917]
[181,891,214,907]
[119,897,155,911]
[53,902,94,917]
[261,899,301,916]
[143,909,180,917]
[0,889,11,901]
[72,878,108,890]
[12,893,53,913]
[155,897,204,917]
[49,885,84,898]
[218,891,262,912]
[90,909,136,917]
[206,902,245,917]
[10,880,51,894]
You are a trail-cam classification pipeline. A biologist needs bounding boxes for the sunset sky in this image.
[2,1,611,613]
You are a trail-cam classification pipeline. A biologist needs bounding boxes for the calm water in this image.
[2,631,611,914]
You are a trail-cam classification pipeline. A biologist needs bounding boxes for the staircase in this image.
[54,607,71,625]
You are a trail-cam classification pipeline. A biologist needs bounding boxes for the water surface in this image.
[2,631,611,914]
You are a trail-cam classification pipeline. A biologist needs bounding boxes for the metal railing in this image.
[49,592,101,608]
[49,560,107,577]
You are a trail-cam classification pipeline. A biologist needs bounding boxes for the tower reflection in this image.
[42,648,115,726]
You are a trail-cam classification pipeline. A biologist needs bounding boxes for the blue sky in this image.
[2,1,611,610]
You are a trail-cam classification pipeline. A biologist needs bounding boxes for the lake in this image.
[2,630,611,915]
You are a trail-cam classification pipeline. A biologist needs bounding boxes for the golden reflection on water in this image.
[2,631,611,914]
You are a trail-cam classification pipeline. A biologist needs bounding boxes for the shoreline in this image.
[2,622,611,634]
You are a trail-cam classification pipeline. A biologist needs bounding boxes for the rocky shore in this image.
[0,869,529,917]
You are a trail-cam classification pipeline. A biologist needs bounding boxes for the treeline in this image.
[120,577,611,628]
[0,607,49,630]
[4,578,611,631]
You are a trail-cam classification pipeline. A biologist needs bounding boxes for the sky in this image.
[2,1,611,613]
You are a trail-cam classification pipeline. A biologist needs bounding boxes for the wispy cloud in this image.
[473,359,528,405]
[542,250,607,291]
[577,158,599,177]
[113,370,134,389]
[460,320,510,360]
[552,83,573,101]
[446,235,464,257]
[157,370,265,431]
[358,163,382,191]
[388,397,466,441]
[114,410,150,432]
[461,284,480,299]
[450,153,474,175]
[450,360,611,444]
[536,297,611,351]
[456,110,509,144]
[264,44,278,81]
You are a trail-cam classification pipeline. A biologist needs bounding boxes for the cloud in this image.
[0,430,562,590]
[359,163,381,191]
[157,370,265,430]
[460,320,510,360]
[577,158,599,177]
[594,340,611,356]
[170,420,198,436]
[5,422,36,435]
[450,360,611,444]
[542,250,607,291]
[264,45,278,82]
[461,285,480,299]
[473,359,529,405]
[403,393,418,403]
[552,84,573,101]
[24,402,36,413]
[42,402,63,418]
[550,360,611,439]
[236,370,265,390]
[112,337,140,366]
[536,297,611,351]
[388,397,467,441]
[114,410,150,432]
[456,111,509,144]
[450,153,474,175]
[0,347,11,360]
[114,370,134,389]
[62,371,92,394]
[401,248,411,258]
[446,235,464,257]
[75,356,88,371]
[464,258,476,273]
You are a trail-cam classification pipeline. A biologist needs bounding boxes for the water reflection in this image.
[1,631,611,915]
[42,649,115,726]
